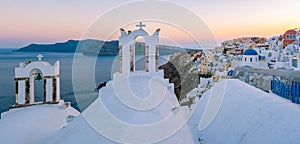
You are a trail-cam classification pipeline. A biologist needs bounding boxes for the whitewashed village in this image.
[1,23,300,144]
[196,28,300,75]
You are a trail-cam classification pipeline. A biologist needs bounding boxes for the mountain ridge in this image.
[16,39,187,55]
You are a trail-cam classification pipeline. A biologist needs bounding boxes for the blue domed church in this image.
[242,49,261,68]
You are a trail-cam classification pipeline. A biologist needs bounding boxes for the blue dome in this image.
[243,49,258,55]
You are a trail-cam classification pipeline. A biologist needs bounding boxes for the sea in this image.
[0,49,170,116]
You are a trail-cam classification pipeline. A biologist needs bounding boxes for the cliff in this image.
[159,51,199,100]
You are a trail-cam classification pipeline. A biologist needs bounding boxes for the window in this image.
[250,57,252,62]
[289,32,295,40]
[268,52,272,57]
[244,57,246,62]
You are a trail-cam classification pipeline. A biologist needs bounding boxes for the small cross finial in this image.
[37,54,43,61]
[136,22,146,29]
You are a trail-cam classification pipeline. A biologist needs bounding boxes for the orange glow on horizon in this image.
[0,0,299,48]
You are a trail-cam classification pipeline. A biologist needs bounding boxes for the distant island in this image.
[16,39,189,55]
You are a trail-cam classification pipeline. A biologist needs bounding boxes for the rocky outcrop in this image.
[159,51,199,100]
[159,62,181,99]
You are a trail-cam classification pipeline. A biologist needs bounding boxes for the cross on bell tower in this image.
[136,22,146,29]
[37,54,43,61]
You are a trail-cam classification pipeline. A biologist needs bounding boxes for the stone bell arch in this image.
[118,22,160,74]
[14,54,60,106]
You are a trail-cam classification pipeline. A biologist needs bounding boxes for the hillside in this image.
[159,51,199,100]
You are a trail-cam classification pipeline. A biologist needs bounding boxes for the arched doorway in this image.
[292,56,297,68]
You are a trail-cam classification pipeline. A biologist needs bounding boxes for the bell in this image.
[35,73,42,81]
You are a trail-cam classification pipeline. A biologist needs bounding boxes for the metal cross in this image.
[37,54,43,61]
[136,22,146,29]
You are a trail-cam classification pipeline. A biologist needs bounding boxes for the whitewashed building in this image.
[45,22,195,144]
[14,54,60,107]
[235,48,268,69]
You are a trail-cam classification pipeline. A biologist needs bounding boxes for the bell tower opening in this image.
[30,69,44,102]
[134,36,147,71]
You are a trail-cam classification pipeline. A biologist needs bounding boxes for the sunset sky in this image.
[0,0,299,48]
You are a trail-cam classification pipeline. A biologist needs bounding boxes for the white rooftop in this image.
[189,79,300,144]
[45,74,195,143]
[0,101,80,144]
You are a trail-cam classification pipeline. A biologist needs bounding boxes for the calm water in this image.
[0,49,169,115]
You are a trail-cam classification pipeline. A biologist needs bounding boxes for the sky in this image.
[0,0,299,48]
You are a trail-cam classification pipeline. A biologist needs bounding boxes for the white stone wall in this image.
[29,75,35,103]
[56,77,60,102]
[15,61,59,78]
[46,78,53,102]
[242,55,258,67]
[17,80,26,104]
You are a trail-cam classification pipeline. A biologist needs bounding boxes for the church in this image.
[56,22,195,144]
[235,48,268,69]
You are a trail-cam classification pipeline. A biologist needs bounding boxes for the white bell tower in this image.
[118,22,160,74]
[13,54,60,107]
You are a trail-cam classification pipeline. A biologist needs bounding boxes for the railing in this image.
[271,75,300,104]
